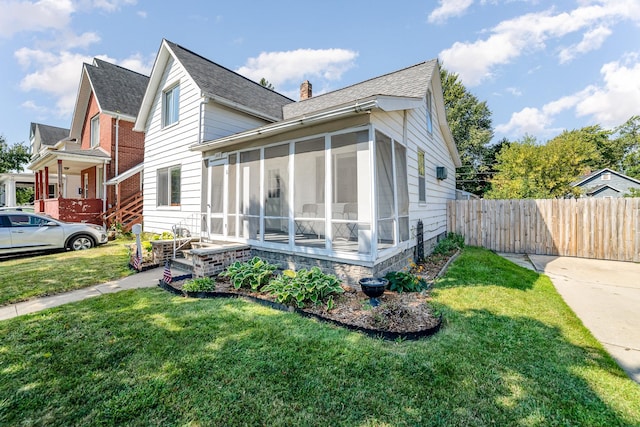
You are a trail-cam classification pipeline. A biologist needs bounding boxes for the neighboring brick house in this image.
[571,168,640,198]
[28,59,149,227]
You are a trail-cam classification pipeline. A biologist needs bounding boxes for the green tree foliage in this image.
[613,116,640,179]
[259,78,275,90]
[440,67,494,196]
[16,187,34,205]
[486,131,598,199]
[0,135,30,173]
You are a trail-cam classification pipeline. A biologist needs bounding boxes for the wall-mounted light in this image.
[436,166,447,180]
[64,167,70,170]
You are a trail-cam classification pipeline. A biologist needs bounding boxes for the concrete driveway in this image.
[503,253,640,384]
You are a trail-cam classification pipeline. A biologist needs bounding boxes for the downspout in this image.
[114,116,120,211]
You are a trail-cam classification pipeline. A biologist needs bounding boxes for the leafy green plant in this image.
[219,257,278,291]
[261,267,344,310]
[384,271,427,293]
[432,232,465,255]
[182,277,216,292]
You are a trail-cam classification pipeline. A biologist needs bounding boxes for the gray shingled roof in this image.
[31,123,70,146]
[166,41,294,121]
[283,60,438,119]
[86,59,149,117]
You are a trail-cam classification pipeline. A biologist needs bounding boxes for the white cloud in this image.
[506,87,522,96]
[439,1,640,86]
[88,0,136,12]
[0,0,75,38]
[16,48,153,117]
[428,0,474,24]
[575,54,640,125]
[136,10,146,18]
[496,53,640,137]
[236,48,359,87]
[558,25,612,63]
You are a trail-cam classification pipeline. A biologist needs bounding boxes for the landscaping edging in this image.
[157,280,442,341]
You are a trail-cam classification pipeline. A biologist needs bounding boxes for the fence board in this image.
[448,198,640,262]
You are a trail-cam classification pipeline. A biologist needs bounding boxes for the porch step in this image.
[170,257,193,274]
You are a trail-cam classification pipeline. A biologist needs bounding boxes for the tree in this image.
[0,135,30,173]
[259,78,275,90]
[486,129,599,199]
[613,116,640,179]
[440,67,494,196]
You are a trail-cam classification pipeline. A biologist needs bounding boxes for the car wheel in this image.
[69,235,94,251]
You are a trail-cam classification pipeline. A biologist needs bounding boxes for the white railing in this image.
[172,212,208,258]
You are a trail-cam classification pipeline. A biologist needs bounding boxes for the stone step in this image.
[171,257,193,273]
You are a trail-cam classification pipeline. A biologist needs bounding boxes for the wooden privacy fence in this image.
[447,198,640,262]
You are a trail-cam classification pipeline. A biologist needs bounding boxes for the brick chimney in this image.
[300,80,312,100]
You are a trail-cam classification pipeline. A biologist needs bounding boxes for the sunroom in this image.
[196,122,411,268]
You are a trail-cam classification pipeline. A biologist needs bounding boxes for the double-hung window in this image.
[90,115,100,148]
[163,84,180,127]
[418,150,426,202]
[157,165,181,206]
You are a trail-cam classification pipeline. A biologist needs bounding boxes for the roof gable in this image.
[31,123,70,146]
[70,59,149,140]
[135,39,293,131]
[166,41,294,121]
[283,60,437,119]
[572,167,640,187]
[87,59,149,117]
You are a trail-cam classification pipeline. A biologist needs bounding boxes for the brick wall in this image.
[192,247,252,277]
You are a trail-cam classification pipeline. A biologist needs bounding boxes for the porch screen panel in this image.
[376,131,395,250]
[331,131,367,253]
[209,162,224,235]
[395,143,409,242]
[294,137,325,248]
[227,154,238,238]
[240,149,260,240]
[263,144,289,244]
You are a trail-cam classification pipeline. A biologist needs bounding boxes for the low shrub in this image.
[261,267,344,310]
[182,277,216,292]
[432,232,465,255]
[219,257,278,291]
[384,271,427,293]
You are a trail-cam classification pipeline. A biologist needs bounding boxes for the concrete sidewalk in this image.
[0,267,161,321]
[498,252,640,384]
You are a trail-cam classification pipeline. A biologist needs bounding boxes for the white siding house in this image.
[135,40,461,279]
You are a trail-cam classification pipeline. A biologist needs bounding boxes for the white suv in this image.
[0,212,108,255]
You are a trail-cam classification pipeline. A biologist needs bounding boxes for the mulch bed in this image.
[158,250,459,341]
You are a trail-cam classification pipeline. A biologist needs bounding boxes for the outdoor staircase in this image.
[102,192,143,232]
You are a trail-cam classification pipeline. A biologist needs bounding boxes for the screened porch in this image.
[203,126,410,262]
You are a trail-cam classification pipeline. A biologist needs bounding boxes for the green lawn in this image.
[0,247,638,426]
[0,239,134,306]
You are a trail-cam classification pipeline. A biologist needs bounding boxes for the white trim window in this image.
[418,149,426,202]
[90,115,100,148]
[162,84,180,127]
[601,172,611,181]
[426,89,433,134]
[157,165,181,206]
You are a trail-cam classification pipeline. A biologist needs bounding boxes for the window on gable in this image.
[163,84,180,127]
[418,149,426,202]
[90,115,100,148]
[601,172,611,181]
[157,165,181,206]
[426,90,433,134]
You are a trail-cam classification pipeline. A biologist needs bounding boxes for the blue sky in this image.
[1,0,639,149]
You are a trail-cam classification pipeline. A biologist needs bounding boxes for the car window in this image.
[0,215,10,227]
[6,214,50,227]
